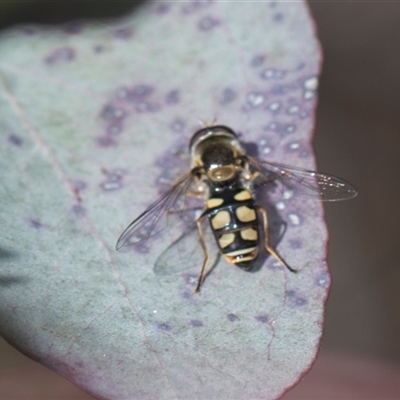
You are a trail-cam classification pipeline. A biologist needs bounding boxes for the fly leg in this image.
[194,215,210,294]
[257,206,297,273]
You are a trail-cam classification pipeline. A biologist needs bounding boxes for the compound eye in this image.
[208,166,236,182]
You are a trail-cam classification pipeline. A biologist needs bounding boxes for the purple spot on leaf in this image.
[295,297,307,306]
[267,122,278,132]
[97,136,116,148]
[316,272,330,289]
[286,290,307,307]
[297,62,306,71]
[45,47,75,65]
[258,137,274,155]
[93,45,105,53]
[117,85,154,104]
[220,88,237,105]
[271,85,289,95]
[72,180,87,191]
[266,122,296,136]
[243,92,266,111]
[8,134,23,146]
[169,119,185,133]
[72,204,85,215]
[100,169,127,191]
[255,315,269,324]
[29,219,42,229]
[132,85,153,97]
[165,89,180,105]
[286,290,296,298]
[136,102,161,113]
[108,169,125,180]
[114,27,133,40]
[100,180,121,191]
[71,180,87,200]
[198,16,220,31]
[285,124,296,134]
[156,148,183,170]
[101,104,126,120]
[181,3,197,14]
[300,149,311,158]
[106,121,123,136]
[289,239,302,249]
[300,110,309,119]
[157,322,172,332]
[227,313,238,322]
[115,87,129,99]
[250,55,265,67]
[154,3,170,14]
[182,0,211,14]
[260,68,286,80]
[273,13,284,23]
[190,320,203,328]
[155,148,189,192]
[130,85,153,99]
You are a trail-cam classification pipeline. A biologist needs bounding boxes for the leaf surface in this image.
[0,2,327,399]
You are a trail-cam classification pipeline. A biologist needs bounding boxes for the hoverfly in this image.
[116,125,357,293]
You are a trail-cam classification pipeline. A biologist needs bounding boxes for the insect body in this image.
[116,125,357,293]
[206,185,259,269]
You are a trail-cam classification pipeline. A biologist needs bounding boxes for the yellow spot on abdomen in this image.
[234,190,252,201]
[236,206,256,222]
[207,198,224,209]
[211,210,230,229]
[218,233,235,248]
[240,228,258,241]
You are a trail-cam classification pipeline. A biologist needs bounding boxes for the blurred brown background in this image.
[1,1,399,399]
[312,2,400,363]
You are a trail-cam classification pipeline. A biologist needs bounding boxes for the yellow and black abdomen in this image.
[205,188,259,270]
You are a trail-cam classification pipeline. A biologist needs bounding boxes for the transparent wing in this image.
[116,172,196,251]
[247,157,357,201]
[154,223,219,276]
